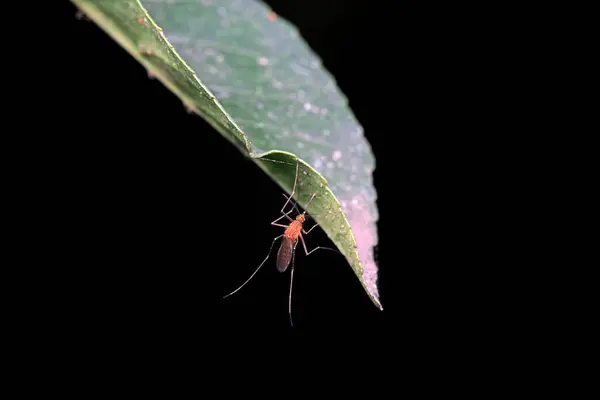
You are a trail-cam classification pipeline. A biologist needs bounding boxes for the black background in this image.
[55,0,480,362]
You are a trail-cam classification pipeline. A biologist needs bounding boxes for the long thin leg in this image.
[299,235,340,257]
[302,221,320,235]
[289,244,297,327]
[279,159,300,214]
[271,210,294,227]
[223,235,283,298]
[281,193,301,215]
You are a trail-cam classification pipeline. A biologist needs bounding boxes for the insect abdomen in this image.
[276,237,294,272]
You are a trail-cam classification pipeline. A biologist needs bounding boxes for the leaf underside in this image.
[72,0,382,310]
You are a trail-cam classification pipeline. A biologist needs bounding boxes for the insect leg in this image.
[223,235,283,298]
[289,243,298,327]
[279,159,300,214]
[302,221,320,235]
[281,193,301,215]
[271,211,293,228]
[299,234,340,257]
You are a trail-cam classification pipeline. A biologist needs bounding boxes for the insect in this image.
[223,159,336,326]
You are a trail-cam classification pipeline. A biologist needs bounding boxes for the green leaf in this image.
[72,0,382,310]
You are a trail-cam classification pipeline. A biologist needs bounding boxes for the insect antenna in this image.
[303,192,317,215]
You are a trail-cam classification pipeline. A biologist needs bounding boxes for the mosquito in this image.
[223,159,337,326]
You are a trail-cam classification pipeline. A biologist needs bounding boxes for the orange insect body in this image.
[277,216,305,272]
[284,216,305,241]
[224,159,336,326]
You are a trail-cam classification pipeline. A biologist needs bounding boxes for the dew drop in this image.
[332,150,342,161]
[303,102,311,111]
[257,56,269,66]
